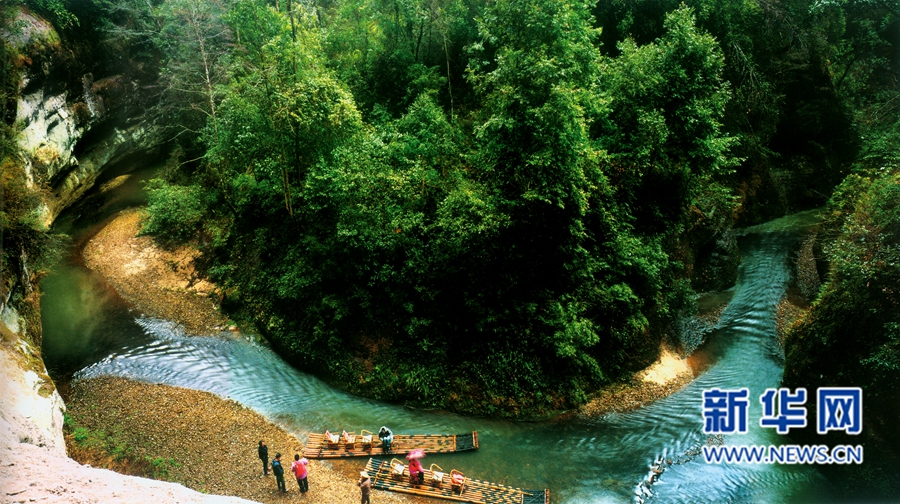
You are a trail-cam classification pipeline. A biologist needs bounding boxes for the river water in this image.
[42,162,832,503]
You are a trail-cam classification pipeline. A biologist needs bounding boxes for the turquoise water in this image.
[42,166,832,502]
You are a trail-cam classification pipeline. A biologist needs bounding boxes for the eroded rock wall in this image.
[6,7,160,225]
[0,317,258,504]
[0,10,245,504]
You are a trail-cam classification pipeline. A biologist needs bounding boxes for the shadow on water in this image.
[41,161,163,378]
[42,169,835,503]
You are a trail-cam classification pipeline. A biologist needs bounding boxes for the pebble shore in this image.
[68,208,419,504]
[65,376,415,504]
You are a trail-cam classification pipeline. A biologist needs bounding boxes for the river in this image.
[41,161,831,503]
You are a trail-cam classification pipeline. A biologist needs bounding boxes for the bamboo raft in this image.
[304,431,479,459]
[363,458,550,504]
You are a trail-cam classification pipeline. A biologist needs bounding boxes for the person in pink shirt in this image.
[291,453,309,493]
[408,457,424,486]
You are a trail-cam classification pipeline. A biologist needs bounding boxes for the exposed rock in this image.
[4,7,161,225]
[1,318,255,504]
[62,205,417,504]
[796,232,821,300]
[691,228,741,293]
[0,333,66,456]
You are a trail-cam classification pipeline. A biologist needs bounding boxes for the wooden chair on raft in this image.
[450,469,466,494]
[342,430,356,449]
[390,459,406,481]
[359,430,373,451]
[429,463,445,488]
[324,430,340,448]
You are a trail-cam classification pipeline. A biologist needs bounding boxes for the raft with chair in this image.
[304,430,479,459]
[362,457,550,504]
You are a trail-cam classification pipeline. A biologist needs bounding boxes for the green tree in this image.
[322,0,480,116]
[784,168,900,499]
[598,5,738,233]
[155,0,232,153]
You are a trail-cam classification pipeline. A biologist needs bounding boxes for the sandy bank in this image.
[81,207,227,336]
[577,348,695,417]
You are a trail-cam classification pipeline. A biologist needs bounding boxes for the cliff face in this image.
[0,9,249,504]
[0,317,258,504]
[0,326,66,456]
[1,6,161,348]
[7,7,160,225]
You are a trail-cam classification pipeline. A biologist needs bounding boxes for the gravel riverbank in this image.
[64,376,414,504]
[66,208,419,504]
[82,207,227,336]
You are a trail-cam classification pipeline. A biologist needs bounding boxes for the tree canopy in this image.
[17,0,897,429]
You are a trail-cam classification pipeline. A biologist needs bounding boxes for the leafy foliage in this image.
[784,167,900,498]
[24,0,79,29]
[141,180,210,246]
[122,0,898,429]
[598,6,739,232]
[141,0,739,416]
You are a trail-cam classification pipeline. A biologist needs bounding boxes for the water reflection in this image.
[41,162,163,377]
[40,261,153,376]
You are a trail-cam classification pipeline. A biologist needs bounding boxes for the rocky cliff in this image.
[1,6,162,351]
[0,8,251,504]
[5,7,160,225]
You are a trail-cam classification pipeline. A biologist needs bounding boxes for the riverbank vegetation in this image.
[784,167,900,498]
[16,0,892,419]
[780,7,900,492]
[6,0,899,425]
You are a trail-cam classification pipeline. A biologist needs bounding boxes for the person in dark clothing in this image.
[272,453,287,493]
[378,426,393,453]
[359,470,372,504]
[258,440,269,476]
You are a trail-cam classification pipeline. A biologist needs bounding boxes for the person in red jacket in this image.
[408,457,424,486]
[291,453,309,493]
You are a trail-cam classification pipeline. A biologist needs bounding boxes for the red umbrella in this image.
[406,449,426,460]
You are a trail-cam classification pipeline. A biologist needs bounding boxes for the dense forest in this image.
[6,0,898,410]
[0,0,900,494]
[146,0,739,415]
[2,0,898,495]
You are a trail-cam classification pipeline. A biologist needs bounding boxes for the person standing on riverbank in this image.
[272,453,287,493]
[291,453,309,493]
[257,440,269,476]
[359,470,372,504]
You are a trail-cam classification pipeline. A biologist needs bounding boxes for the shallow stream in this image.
[42,162,830,503]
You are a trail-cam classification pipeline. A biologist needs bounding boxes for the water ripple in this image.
[71,211,828,503]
